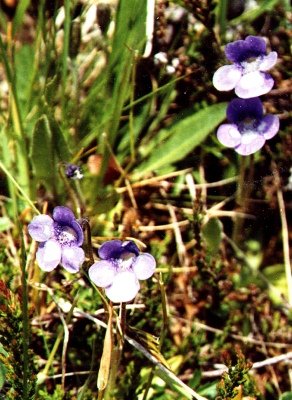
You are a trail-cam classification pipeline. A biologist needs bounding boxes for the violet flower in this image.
[216,97,279,156]
[213,36,277,98]
[28,206,85,273]
[65,163,83,180]
[88,240,156,303]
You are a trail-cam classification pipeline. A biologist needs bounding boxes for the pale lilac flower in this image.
[213,36,277,98]
[28,206,85,273]
[217,97,279,156]
[88,240,156,303]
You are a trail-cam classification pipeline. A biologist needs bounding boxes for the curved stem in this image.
[232,155,254,245]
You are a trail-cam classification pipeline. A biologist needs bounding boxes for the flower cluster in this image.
[28,208,156,303]
[213,36,279,155]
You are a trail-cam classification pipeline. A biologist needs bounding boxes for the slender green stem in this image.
[269,159,292,306]
[98,303,113,399]
[82,219,95,264]
[2,130,18,220]
[103,302,126,400]
[142,274,168,400]
[232,155,254,245]
[61,0,71,118]
[122,71,194,112]
[218,0,228,38]
[58,164,84,217]
[119,302,127,338]
[20,233,29,400]
[0,160,39,214]
[0,34,31,196]
[38,293,79,383]
[129,52,138,162]
[24,0,45,113]
[77,336,97,400]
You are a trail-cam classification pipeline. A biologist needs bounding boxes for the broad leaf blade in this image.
[48,116,72,161]
[135,102,227,175]
[30,115,54,180]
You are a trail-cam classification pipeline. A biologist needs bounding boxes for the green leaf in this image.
[13,0,31,35]
[100,0,148,144]
[30,114,71,183]
[280,392,292,400]
[230,0,280,25]
[0,217,12,232]
[262,264,288,300]
[135,103,227,175]
[30,115,54,180]
[14,45,35,115]
[48,116,72,161]
[0,363,6,390]
[0,344,8,390]
[202,217,223,255]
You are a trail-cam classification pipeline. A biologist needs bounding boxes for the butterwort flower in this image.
[217,97,279,156]
[28,206,85,273]
[65,163,83,180]
[213,36,277,98]
[88,240,156,303]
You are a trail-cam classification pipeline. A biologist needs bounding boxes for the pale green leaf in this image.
[0,363,6,390]
[48,116,72,161]
[280,392,292,400]
[30,115,54,180]
[202,217,223,254]
[262,264,288,300]
[135,103,227,175]
[0,217,12,232]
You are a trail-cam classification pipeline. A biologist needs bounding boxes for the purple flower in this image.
[28,206,85,273]
[88,240,156,303]
[213,36,277,98]
[65,163,83,180]
[217,97,279,156]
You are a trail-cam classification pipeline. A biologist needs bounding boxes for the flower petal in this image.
[132,253,156,280]
[235,71,274,98]
[217,124,241,148]
[225,39,247,62]
[227,97,263,123]
[70,220,84,246]
[258,51,277,71]
[88,260,116,287]
[105,271,140,303]
[121,241,140,256]
[244,36,266,56]
[28,215,54,242]
[36,240,61,271]
[53,206,84,246]
[61,246,85,273]
[258,114,280,140]
[98,240,123,260]
[53,206,76,225]
[213,65,242,92]
[235,133,265,156]
[225,36,266,63]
